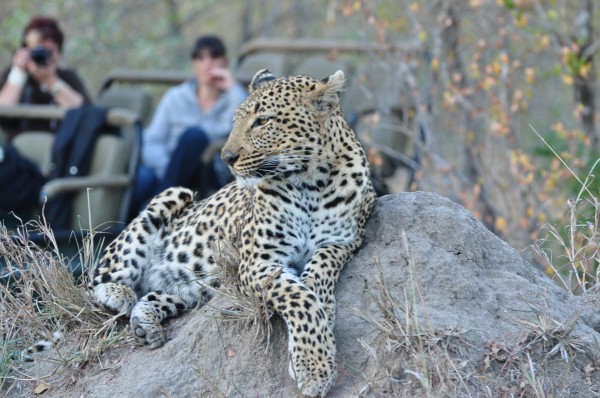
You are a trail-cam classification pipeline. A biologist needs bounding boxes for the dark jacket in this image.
[0,144,46,212]
[44,105,113,230]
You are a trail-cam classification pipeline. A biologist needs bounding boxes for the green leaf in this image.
[503,0,516,10]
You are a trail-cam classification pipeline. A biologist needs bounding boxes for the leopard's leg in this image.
[130,263,217,349]
[92,187,195,317]
[92,240,143,317]
[242,265,336,397]
[300,243,356,329]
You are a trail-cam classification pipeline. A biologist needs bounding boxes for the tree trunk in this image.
[164,0,182,40]
[573,0,597,151]
[441,2,498,233]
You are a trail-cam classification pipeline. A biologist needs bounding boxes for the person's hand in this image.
[208,67,235,91]
[11,48,30,71]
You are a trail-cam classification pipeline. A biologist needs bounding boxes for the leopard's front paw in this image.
[93,282,136,316]
[289,354,337,397]
[130,301,166,349]
[130,316,166,349]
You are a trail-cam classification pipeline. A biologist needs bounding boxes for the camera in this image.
[29,45,52,66]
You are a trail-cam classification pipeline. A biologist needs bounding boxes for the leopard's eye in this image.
[252,116,271,128]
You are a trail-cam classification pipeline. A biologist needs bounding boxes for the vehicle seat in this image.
[11,108,141,233]
[96,88,153,126]
[69,129,133,230]
[12,131,54,174]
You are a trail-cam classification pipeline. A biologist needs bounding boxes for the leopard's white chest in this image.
[277,193,356,272]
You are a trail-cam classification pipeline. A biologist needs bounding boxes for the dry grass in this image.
[534,196,600,293]
[209,220,274,345]
[481,309,590,398]
[0,216,124,395]
[531,126,600,293]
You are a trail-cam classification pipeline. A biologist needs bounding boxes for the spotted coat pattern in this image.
[92,69,376,397]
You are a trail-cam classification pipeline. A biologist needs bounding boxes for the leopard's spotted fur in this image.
[92,69,375,396]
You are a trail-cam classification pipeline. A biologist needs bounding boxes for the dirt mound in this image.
[14,192,600,397]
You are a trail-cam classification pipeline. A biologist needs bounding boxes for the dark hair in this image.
[22,16,65,52]
[190,35,226,59]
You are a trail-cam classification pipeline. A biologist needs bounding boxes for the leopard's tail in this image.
[22,330,62,361]
[143,187,195,227]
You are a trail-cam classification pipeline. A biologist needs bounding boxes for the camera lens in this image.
[30,45,51,66]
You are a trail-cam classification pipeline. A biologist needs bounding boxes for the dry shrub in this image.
[209,220,274,344]
[532,131,600,293]
[0,217,123,395]
[481,309,590,398]
[534,196,600,293]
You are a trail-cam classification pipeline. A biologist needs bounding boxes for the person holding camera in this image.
[0,16,91,140]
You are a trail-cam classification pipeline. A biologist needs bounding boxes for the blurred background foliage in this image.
[0,0,364,92]
[1,0,599,280]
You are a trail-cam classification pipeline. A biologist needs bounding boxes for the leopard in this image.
[91,69,376,397]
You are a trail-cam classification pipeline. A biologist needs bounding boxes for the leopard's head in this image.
[221,69,345,183]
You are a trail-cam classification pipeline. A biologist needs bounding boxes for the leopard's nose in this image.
[221,149,239,166]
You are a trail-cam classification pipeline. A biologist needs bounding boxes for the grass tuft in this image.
[0,215,124,395]
[210,219,274,346]
[531,125,600,293]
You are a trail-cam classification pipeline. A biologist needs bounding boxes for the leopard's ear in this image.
[310,70,345,113]
[249,69,276,93]
[320,70,345,91]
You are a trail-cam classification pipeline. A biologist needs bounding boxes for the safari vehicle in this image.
[0,37,422,256]
[0,103,142,278]
[100,37,424,195]
[0,104,141,235]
